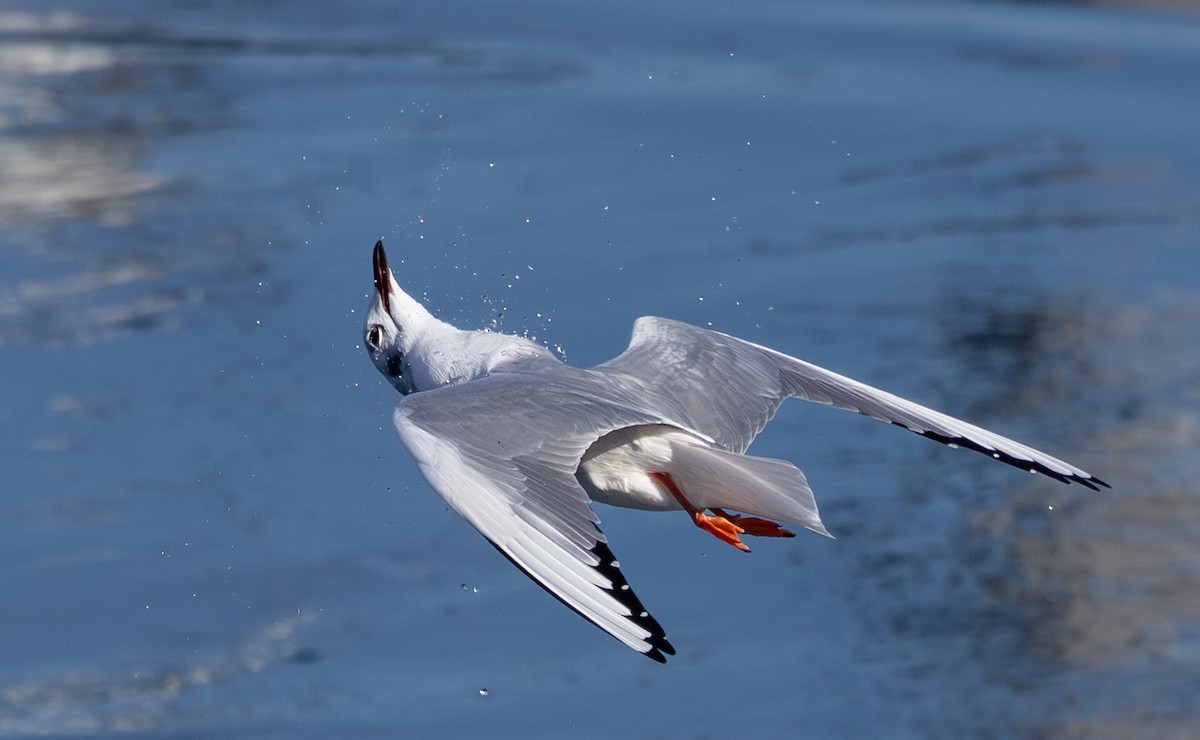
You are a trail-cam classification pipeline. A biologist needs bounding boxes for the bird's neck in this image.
[407,324,559,392]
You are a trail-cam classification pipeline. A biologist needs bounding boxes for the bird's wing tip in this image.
[644,641,675,663]
[1074,474,1110,491]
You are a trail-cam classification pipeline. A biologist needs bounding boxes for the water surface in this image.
[1,1,1198,737]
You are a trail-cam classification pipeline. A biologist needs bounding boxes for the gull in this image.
[362,240,1107,662]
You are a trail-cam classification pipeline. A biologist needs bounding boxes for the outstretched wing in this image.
[391,371,675,662]
[598,317,1108,489]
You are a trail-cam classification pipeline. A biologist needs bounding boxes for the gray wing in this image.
[391,372,676,662]
[598,316,1108,489]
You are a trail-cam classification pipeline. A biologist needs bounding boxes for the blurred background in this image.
[1,1,1197,737]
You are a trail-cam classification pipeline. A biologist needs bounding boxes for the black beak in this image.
[373,239,391,314]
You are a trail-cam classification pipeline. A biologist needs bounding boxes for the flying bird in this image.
[362,240,1106,662]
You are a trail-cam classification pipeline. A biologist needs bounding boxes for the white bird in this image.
[362,240,1107,662]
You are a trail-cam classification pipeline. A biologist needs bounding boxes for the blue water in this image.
[2,1,1199,737]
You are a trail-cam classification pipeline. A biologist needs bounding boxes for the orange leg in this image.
[650,472,794,552]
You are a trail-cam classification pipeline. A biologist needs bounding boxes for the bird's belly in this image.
[575,425,695,511]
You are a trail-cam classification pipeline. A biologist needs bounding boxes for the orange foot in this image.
[710,509,795,539]
[692,509,751,552]
[650,472,793,553]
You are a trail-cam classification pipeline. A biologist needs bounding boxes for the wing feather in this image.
[599,317,1107,489]
[392,375,676,661]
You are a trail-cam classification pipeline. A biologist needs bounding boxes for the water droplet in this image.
[479,688,490,697]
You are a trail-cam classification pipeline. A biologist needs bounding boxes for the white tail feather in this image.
[666,438,831,538]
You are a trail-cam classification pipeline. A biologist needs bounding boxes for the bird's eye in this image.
[365,325,383,352]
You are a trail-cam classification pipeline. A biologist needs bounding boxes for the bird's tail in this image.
[666,438,831,538]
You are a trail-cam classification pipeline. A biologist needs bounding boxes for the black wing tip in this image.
[901,424,1110,490]
[644,635,676,663]
[644,643,674,663]
[486,539,676,662]
[590,541,675,662]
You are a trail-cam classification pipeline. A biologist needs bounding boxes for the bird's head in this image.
[363,239,426,394]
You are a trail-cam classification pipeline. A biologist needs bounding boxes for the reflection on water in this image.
[0,614,316,735]
[0,134,161,226]
[0,10,286,350]
[0,257,187,346]
[829,135,1198,247]
[841,288,1200,736]
[979,297,1200,737]
[0,12,171,229]
[938,292,1106,430]
[0,13,189,348]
